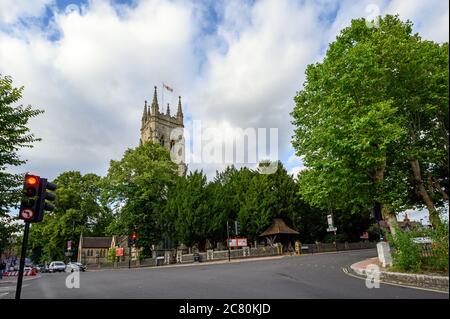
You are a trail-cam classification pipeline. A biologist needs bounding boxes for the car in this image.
[48,261,66,273]
[41,264,50,273]
[73,262,86,272]
[65,262,86,272]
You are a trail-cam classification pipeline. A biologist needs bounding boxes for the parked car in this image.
[66,262,86,272]
[48,261,66,273]
[74,262,86,272]
[41,264,50,273]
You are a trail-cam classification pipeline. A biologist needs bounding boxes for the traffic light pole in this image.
[15,221,30,300]
[226,221,231,262]
[128,245,131,269]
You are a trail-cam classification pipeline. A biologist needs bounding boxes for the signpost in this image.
[326,226,337,232]
[115,247,124,257]
[226,221,231,262]
[15,174,57,300]
[326,214,337,249]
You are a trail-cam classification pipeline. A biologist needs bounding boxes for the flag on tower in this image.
[163,83,173,92]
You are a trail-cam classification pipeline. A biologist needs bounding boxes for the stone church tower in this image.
[140,86,187,176]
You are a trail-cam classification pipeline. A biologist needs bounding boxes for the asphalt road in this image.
[1,249,447,299]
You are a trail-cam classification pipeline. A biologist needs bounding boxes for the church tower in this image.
[140,86,187,176]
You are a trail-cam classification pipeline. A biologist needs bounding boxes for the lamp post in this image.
[226,220,231,262]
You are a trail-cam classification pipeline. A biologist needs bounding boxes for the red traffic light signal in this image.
[19,174,40,221]
[128,233,137,246]
[25,175,38,186]
[19,174,57,223]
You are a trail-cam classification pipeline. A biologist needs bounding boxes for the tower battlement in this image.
[140,86,187,176]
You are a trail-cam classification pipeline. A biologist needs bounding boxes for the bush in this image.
[422,220,449,272]
[388,225,422,272]
[388,219,449,273]
[107,248,116,263]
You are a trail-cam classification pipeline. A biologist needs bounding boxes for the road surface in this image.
[1,249,447,299]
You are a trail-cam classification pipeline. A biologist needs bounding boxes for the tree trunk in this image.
[371,158,398,238]
[382,204,397,238]
[409,159,441,227]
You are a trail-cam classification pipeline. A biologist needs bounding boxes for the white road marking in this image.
[342,267,449,294]
[0,292,8,298]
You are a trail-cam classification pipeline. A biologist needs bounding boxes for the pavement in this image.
[1,249,448,299]
[0,274,41,284]
[348,257,449,293]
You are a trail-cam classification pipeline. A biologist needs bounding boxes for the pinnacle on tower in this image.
[151,86,159,114]
[176,96,183,122]
[166,103,170,116]
[142,100,148,120]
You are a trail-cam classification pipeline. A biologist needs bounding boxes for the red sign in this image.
[228,238,247,247]
[115,247,124,257]
[20,209,34,220]
[237,238,247,247]
[228,238,237,247]
[360,232,369,240]
[67,240,72,251]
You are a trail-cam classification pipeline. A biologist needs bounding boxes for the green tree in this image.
[291,15,448,235]
[104,141,177,256]
[28,171,112,263]
[167,171,214,248]
[0,215,19,257]
[0,74,43,216]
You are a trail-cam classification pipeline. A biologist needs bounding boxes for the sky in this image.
[1,0,448,222]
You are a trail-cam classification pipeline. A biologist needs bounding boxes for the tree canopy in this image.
[0,74,43,217]
[291,15,449,233]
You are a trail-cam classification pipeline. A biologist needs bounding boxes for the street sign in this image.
[327,214,334,228]
[228,238,237,247]
[228,238,247,247]
[115,247,124,257]
[237,238,247,247]
[20,209,34,221]
[67,240,72,251]
[360,232,369,240]
[327,226,337,232]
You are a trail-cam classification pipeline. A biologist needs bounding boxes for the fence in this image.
[300,241,377,254]
[85,241,377,269]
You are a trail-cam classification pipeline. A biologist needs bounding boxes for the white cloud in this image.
[0,0,53,24]
[1,0,197,178]
[0,0,448,182]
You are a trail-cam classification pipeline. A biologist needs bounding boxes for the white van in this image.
[48,261,66,273]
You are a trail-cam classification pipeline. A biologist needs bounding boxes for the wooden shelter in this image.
[260,218,299,251]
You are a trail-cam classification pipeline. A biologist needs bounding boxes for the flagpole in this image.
[161,82,164,113]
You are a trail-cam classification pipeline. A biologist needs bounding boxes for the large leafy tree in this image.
[0,74,43,216]
[291,15,448,234]
[104,141,177,256]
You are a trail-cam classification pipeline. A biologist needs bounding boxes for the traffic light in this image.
[234,220,241,235]
[128,233,137,246]
[19,174,40,222]
[19,174,56,223]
